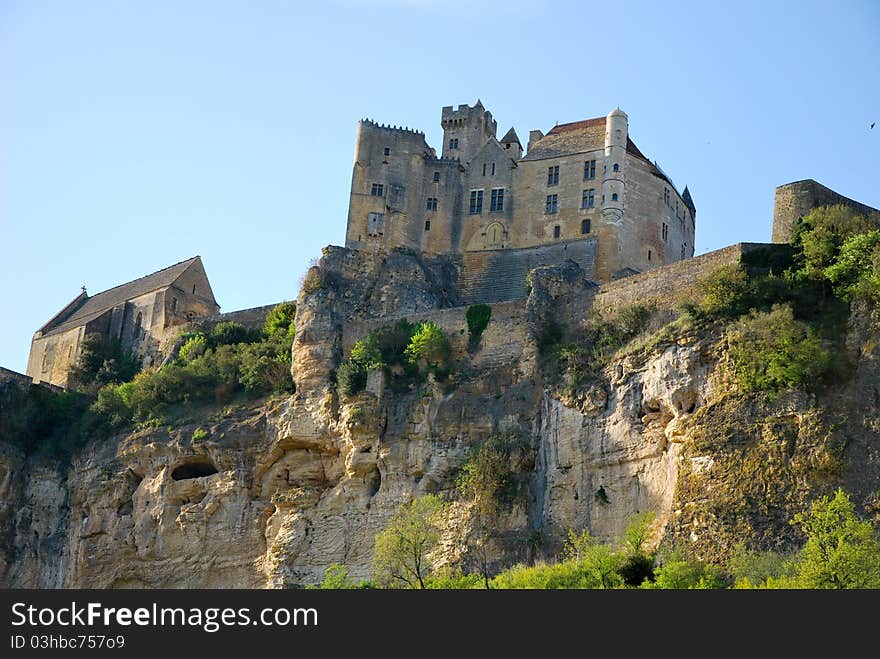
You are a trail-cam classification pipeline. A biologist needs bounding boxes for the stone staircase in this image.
[458,239,597,304]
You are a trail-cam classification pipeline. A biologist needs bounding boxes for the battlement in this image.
[359,118,425,136]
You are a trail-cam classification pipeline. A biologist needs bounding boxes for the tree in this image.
[563,530,623,589]
[69,333,140,392]
[404,321,450,371]
[790,489,880,589]
[263,301,297,339]
[373,494,446,589]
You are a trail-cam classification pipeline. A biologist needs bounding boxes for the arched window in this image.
[134,312,142,336]
[613,163,619,172]
[611,193,619,201]
[171,297,178,312]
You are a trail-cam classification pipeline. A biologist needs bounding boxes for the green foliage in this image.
[315,564,360,589]
[179,333,207,362]
[457,433,533,516]
[425,569,483,589]
[562,530,624,589]
[210,321,257,346]
[727,545,796,588]
[725,304,840,393]
[551,305,650,394]
[69,333,140,392]
[373,494,446,589]
[95,329,293,427]
[623,511,655,556]
[465,304,492,347]
[263,301,296,339]
[404,321,451,371]
[300,267,325,295]
[192,427,209,441]
[0,382,92,460]
[792,204,876,281]
[789,488,880,589]
[336,360,367,396]
[350,333,382,370]
[338,320,423,397]
[823,230,880,302]
[643,559,726,589]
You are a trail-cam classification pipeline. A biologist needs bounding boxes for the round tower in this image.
[601,107,628,223]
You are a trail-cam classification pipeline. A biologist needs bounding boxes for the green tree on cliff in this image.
[373,494,446,589]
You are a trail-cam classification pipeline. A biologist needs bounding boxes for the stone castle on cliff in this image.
[21,99,880,390]
[346,101,696,284]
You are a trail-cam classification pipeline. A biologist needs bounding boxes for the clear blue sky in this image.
[1,0,878,373]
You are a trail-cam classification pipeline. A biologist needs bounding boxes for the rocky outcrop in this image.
[2,248,879,588]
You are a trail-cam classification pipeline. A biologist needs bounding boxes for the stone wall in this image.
[0,367,33,387]
[772,179,880,243]
[458,238,596,304]
[188,303,278,332]
[593,243,774,315]
[340,299,528,371]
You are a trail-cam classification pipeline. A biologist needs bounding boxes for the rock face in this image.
[2,247,879,588]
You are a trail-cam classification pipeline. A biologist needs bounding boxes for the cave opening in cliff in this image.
[171,461,219,481]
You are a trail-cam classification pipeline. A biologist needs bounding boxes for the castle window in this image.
[662,223,669,241]
[482,163,487,176]
[367,212,385,236]
[581,219,591,234]
[370,183,384,197]
[171,297,178,312]
[581,189,595,209]
[433,171,440,182]
[134,312,142,336]
[383,147,390,156]
[545,194,558,214]
[426,197,438,211]
[424,220,431,231]
[469,190,483,215]
[192,284,196,294]
[647,249,652,261]
[664,187,670,206]
[491,162,496,176]
[611,193,619,202]
[553,225,561,239]
[490,188,504,212]
[547,165,559,186]
[449,138,459,150]
[613,163,619,172]
[584,159,596,180]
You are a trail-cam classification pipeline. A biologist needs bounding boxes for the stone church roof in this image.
[522,116,650,163]
[38,256,202,337]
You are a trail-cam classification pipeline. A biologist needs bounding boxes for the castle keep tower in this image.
[441,101,498,164]
[344,100,696,296]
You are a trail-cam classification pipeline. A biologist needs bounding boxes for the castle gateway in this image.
[345,101,695,285]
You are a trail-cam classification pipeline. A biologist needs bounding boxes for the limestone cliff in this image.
[2,247,879,588]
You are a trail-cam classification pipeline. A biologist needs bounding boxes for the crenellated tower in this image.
[440,100,498,164]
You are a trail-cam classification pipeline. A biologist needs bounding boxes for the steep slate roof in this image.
[39,256,202,337]
[500,127,522,147]
[522,116,650,163]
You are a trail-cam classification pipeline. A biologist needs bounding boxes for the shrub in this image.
[0,382,92,459]
[179,333,207,362]
[404,321,450,371]
[350,333,383,369]
[264,301,297,339]
[337,360,367,396]
[725,304,839,393]
[426,569,482,589]
[823,230,880,302]
[69,333,140,392]
[316,564,360,589]
[237,339,293,395]
[643,559,726,589]
[192,427,209,441]
[465,304,492,346]
[457,433,533,516]
[300,267,325,295]
[373,495,446,589]
[210,321,255,346]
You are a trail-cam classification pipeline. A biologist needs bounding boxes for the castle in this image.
[346,101,696,284]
